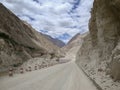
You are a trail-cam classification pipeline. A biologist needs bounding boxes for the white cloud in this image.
[55,3,72,13]
[0,0,94,43]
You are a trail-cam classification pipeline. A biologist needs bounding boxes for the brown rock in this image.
[0,3,62,72]
[76,0,120,81]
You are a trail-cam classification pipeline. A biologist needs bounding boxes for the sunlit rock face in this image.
[76,0,120,81]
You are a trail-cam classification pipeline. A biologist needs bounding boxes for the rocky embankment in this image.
[76,0,120,90]
[0,3,63,72]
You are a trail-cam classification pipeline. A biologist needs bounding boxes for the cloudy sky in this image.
[0,0,94,43]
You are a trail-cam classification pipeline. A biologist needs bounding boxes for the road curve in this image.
[0,61,98,90]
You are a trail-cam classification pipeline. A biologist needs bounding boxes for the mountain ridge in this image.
[0,3,62,71]
[42,34,65,48]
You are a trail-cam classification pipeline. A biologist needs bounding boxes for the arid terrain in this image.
[1,0,120,90]
[0,43,99,90]
[0,3,64,73]
[76,0,120,90]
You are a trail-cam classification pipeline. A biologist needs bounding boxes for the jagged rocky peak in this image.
[0,3,62,71]
[76,0,120,82]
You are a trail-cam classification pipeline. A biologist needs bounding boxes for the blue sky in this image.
[0,0,94,43]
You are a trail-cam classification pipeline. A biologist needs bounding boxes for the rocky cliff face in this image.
[76,0,120,89]
[0,3,61,71]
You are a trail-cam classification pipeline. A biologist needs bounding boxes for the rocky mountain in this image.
[67,33,81,44]
[0,3,62,71]
[42,34,65,48]
[62,33,87,60]
[76,0,120,90]
[63,33,87,52]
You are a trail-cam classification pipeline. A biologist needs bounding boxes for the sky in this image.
[0,0,94,43]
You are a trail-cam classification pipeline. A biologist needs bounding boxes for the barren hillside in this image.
[42,34,65,48]
[63,33,87,61]
[0,3,62,72]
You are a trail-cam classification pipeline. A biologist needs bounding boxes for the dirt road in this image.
[0,61,98,90]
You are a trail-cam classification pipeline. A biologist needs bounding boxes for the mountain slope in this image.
[0,3,61,71]
[43,34,65,48]
[62,33,87,60]
[67,33,81,44]
[63,33,87,51]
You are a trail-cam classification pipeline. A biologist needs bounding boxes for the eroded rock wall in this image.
[76,0,120,81]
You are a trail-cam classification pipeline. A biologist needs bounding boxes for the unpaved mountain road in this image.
[0,61,98,90]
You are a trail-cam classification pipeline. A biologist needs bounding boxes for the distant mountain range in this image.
[42,34,65,48]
